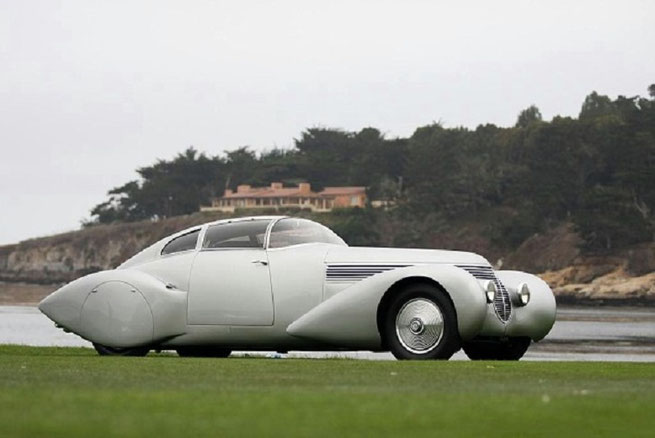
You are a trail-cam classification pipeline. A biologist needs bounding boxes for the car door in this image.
[187,219,274,325]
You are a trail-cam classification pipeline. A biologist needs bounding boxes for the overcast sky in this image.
[1,0,653,245]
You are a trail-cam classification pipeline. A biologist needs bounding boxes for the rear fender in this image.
[39,269,186,347]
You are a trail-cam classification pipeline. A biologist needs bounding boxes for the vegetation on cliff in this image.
[88,86,655,254]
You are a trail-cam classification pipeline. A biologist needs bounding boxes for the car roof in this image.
[205,215,287,227]
[171,216,286,237]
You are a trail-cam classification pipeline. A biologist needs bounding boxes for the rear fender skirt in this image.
[105,269,188,344]
[287,265,487,349]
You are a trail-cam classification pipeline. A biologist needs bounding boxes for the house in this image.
[201,182,366,213]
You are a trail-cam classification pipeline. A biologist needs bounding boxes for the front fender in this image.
[495,270,556,341]
[287,265,487,349]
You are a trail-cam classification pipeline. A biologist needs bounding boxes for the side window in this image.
[161,229,200,255]
[202,220,271,249]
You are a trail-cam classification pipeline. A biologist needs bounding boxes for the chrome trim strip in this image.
[264,216,285,250]
[325,264,410,282]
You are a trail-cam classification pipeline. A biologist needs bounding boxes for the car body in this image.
[39,216,556,360]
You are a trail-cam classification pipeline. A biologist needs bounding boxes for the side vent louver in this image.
[325,264,410,282]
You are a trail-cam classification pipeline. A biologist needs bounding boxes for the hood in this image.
[325,246,489,266]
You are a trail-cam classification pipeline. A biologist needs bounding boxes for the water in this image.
[0,306,90,347]
[2,305,655,361]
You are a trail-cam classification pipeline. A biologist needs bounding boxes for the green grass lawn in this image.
[1,346,654,437]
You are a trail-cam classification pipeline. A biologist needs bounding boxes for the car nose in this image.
[38,283,87,330]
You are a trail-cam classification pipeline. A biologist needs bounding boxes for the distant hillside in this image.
[3,85,655,305]
[87,86,655,258]
[1,210,654,305]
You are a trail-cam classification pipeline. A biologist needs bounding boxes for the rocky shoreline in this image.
[540,265,655,306]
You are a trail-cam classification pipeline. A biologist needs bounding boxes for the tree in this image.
[294,128,354,189]
[404,124,491,217]
[255,148,300,186]
[89,147,223,223]
[223,147,259,188]
[579,91,617,120]
[574,186,651,250]
[89,181,145,223]
[515,105,542,128]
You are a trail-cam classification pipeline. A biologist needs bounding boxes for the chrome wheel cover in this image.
[395,298,444,354]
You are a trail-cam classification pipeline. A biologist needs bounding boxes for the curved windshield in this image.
[268,218,346,248]
[161,229,200,255]
[202,219,271,249]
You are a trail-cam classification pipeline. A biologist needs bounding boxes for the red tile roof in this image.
[221,185,365,199]
[318,187,367,196]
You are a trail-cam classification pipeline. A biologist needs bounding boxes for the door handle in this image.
[251,260,268,266]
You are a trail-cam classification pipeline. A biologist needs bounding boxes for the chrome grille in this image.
[326,264,410,282]
[456,264,512,322]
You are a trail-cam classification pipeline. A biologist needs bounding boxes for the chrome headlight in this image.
[517,283,531,306]
[483,280,497,303]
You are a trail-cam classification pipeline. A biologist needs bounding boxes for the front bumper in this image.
[476,270,556,341]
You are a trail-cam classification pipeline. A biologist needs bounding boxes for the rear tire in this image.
[463,337,531,361]
[383,283,460,360]
[93,343,149,357]
[176,347,232,358]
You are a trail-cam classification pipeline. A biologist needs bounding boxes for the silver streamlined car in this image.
[39,216,556,360]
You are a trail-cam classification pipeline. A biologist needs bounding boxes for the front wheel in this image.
[383,283,460,360]
[93,343,149,357]
[462,337,531,361]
